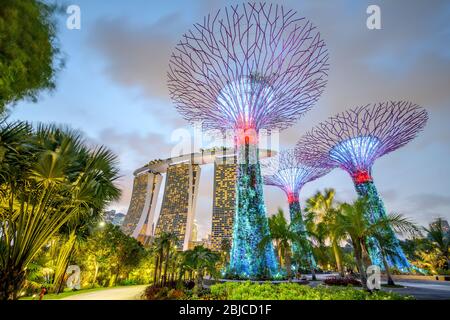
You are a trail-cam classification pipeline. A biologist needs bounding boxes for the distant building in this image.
[104,210,116,224]
[155,163,201,250]
[104,210,126,226]
[124,149,271,250]
[430,219,450,234]
[121,172,162,245]
[112,213,125,226]
[210,160,237,252]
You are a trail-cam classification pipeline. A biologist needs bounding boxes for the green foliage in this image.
[0,0,63,110]
[0,122,120,299]
[76,223,147,287]
[183,245,220,292]
[209,282,413,300]
[404,218,450,274]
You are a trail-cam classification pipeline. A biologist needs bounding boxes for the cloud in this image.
[88,13,186,100]
[407,193,450,211]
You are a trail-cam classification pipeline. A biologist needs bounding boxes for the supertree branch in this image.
[296,101,428,177]
[168,2,329,132]
[262,149,330,202]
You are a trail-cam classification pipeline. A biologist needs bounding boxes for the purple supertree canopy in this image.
[168,2,329,132]
[262,149,331,202]
[296,101,428,177]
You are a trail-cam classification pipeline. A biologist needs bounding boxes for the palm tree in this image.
[336,198,419,290]
[0,124,120,300]
[261,209,295,280]
[305,189,345,277]
[423,218,450,270]
[152,232,177,287]
[183,246,219,293]
[220,238,231,267]
[305,189,336,222]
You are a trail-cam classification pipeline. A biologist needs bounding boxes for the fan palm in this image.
[0,124,120,300]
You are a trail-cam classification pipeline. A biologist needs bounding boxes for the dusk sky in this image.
[10,0,450,239]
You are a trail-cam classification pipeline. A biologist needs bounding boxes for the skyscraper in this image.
[154,163,201,250]
[121,171,162,245]
[210,159,237,252]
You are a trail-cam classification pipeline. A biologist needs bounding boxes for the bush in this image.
[143,286,186,300]
[120,279,138,286]
[143,281,198,300]
[209,282,413,300]
[323,276,361,286]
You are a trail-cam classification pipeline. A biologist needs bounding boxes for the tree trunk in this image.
[332,240,344,277]
[158,251,163,286]
[92,260,99,287]
[53,231,77,293]
[354,242,368,290]
[153,255,159,286]
[381,248,395,286]
[194,269,203,294]
[285,249,292,280]
[355,255,368,290]
[310,262,317,281]
[163,246,170,286]
[0,268,26,300]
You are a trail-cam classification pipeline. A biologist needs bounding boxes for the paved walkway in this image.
[382,279,450,300]
[62,285,147,300]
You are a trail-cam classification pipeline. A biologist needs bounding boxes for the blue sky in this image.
[10,0,450,239]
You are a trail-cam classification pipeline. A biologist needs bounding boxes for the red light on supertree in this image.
[353,170,372,185]
[287,192,299,204]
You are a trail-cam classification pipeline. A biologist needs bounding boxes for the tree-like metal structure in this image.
[263,149,330,273]
[168,3,328,278]
[296,101,428,271]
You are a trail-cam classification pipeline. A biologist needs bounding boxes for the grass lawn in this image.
[20,287,113,300]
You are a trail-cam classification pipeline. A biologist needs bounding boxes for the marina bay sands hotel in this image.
[121,148,273,251]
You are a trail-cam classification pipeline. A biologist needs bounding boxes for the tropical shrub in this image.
[323,276,361,286]
[209,282,413,300]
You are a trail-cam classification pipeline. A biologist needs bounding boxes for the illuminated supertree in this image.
[168,3,329,278]
[296,101,428,271]
[263,149,330,273]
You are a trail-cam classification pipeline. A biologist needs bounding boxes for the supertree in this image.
[168,3,329,278]
[296,101,428,271]
[262,149,330,274]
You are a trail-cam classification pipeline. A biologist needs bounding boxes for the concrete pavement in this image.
[61,285,147,300]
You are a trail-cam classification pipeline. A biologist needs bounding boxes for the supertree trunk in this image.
[288,196,317,274]
[229,137,278,279]
[353,172,411,271]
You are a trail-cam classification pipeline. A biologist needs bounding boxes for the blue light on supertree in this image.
[262,149,331,273]
[168,3,329,279]
[296,101,428,272]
